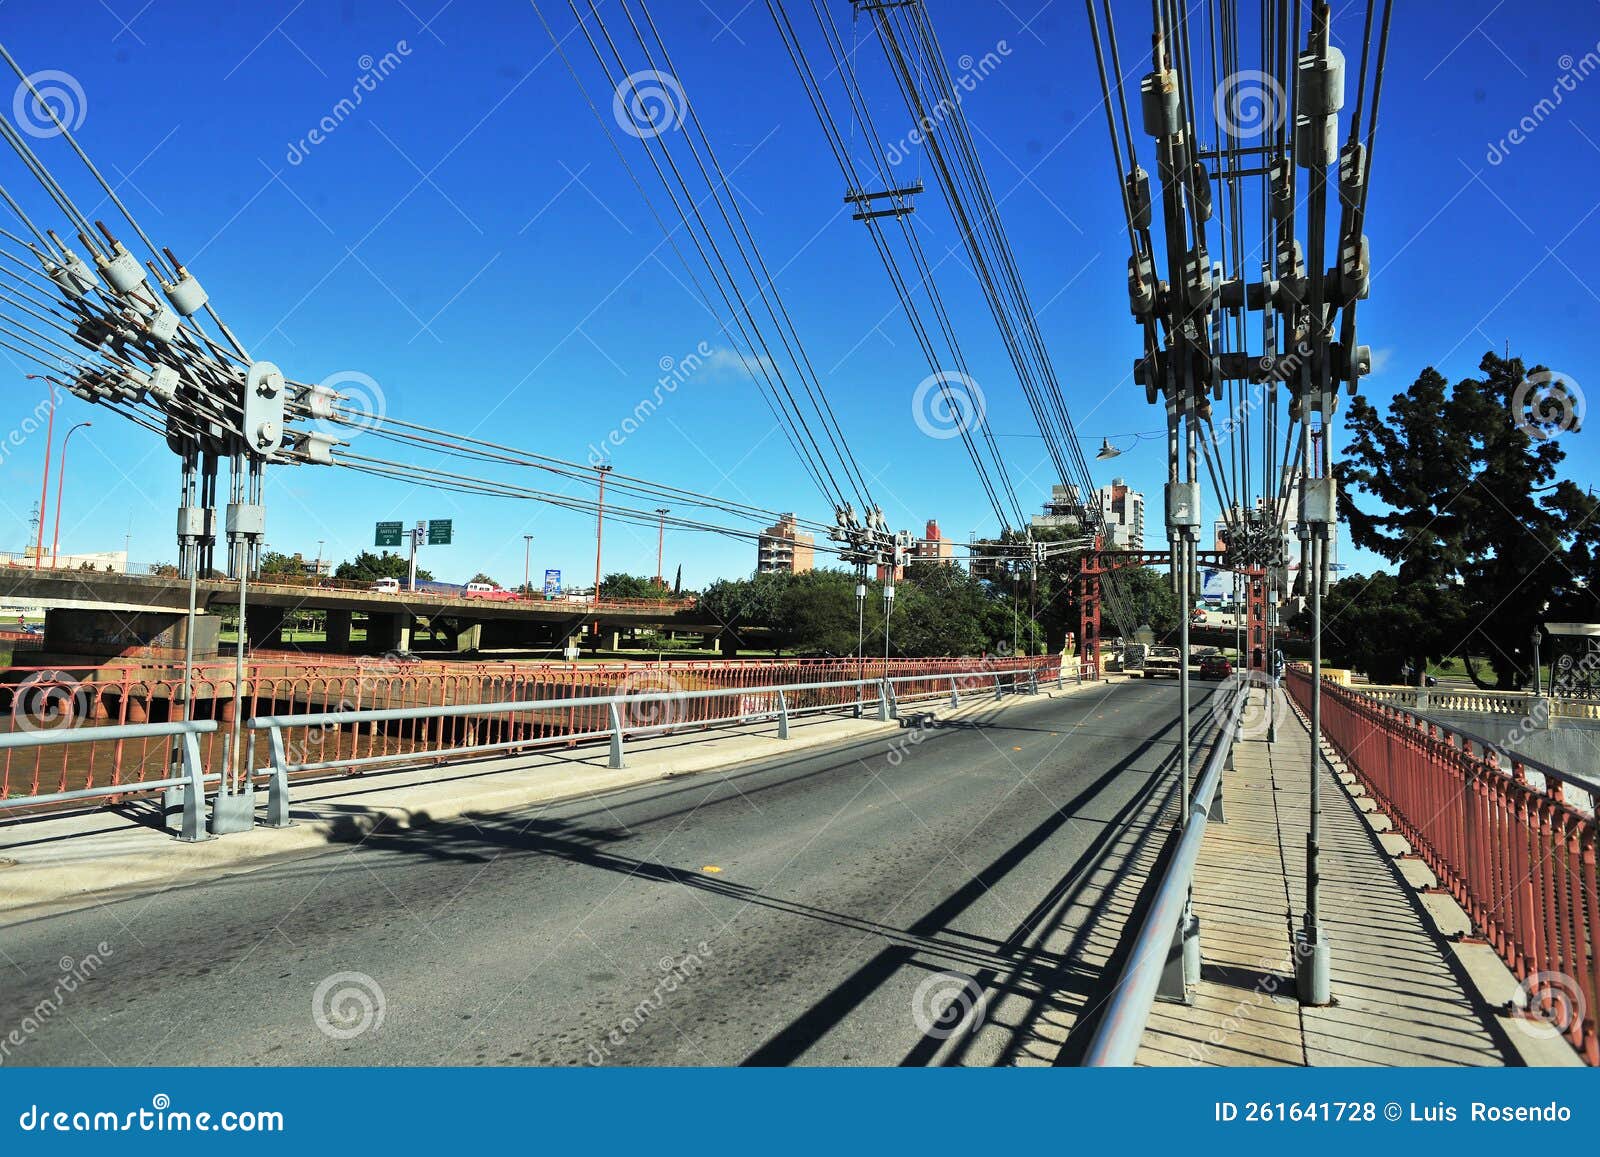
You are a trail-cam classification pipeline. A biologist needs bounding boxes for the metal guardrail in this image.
[1082,678,1249,1066]
[1359,683,1600,722]
[245,664,1071,827]
[1288,669,1598,1065]
[0,719,218,840]
[0,659,1080,838]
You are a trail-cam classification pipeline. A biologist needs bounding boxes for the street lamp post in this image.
[854,569,867,717]
[25,376,56,569]
[49,421,91,568]
[880,578,896,721]
[655,507,669,585]
[523,534,534,597]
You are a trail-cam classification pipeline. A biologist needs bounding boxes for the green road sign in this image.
[428,519,453,545]
[375,521,402,547]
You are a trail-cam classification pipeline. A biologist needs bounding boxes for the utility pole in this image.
[593,463,612,630]
[855,566,867,717]
[49,422,91,568]
[523,534,534,596]
[655,507,669,585]
[316,539,325,579]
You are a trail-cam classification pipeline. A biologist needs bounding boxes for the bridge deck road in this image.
[0,678,1225,1066]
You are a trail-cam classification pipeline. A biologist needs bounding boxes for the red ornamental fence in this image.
[1287,667,1598,1065]
[1,654,1064,806]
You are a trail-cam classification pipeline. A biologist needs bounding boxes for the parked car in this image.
[463,582,519,602]
[1199,654,1233,680]
[370,577,401,595]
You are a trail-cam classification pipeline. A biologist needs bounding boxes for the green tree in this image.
[1294,573,1465,685]
[1339,351,1598,688]
[258,551,305,577]
[335,551,433,583]
[601,572,672,600]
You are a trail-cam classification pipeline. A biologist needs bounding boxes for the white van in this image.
[371,577,401,595]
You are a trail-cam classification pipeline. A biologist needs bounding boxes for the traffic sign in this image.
[543,568,561,598]
[428,519,453,546]
[375,521,402,547]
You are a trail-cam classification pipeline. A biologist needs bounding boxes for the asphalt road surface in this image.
[0,678,1225,1066]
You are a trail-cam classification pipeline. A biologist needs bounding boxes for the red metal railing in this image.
[1287,667,1598,1064]
[2,654,1067,807]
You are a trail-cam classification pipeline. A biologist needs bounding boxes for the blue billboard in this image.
[543,568,561,598]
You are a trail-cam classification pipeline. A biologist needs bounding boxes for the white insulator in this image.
[304,382,339,420]
[295,430,338,465]
[1296,112,1337,170]
[146,307,180,343]
[1296,47,1345,117]
[163,272,208,317]
[97,242,146,295]
[147,364,178,403]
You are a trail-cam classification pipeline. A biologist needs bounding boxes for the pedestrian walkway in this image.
[1136,686,1581,1067]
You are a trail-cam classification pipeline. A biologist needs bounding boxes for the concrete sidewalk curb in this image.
[0,677,1106,921]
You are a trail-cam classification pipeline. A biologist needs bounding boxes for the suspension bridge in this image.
[0,0,1593,1072]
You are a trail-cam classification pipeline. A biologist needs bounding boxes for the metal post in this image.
[607,701,625,769]
[993,674,1003,701]
[776,689,790,739]
[877,678,892,722]
[266,725,292,828]
[949,676,960,709]
[176,729,209,843]
[593,463,612,633]
[855,575,866,718]
[1532,627,1542,696]
[655,507,668,584]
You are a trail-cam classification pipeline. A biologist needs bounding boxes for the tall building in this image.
[877,518,956,581]
[757,514,815,574]
[1030,484,1085,533]
[911,519,955,565]
[1094,478,1145,551]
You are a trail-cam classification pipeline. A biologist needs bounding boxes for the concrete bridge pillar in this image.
[325,608,352,653]
[366,611,413,655]
[720,633,739,658]
[247,606,287,650]
[453,622,483,652]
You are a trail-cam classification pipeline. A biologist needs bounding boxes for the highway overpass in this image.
[0,565,727,660]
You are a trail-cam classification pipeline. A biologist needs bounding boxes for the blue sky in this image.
[0,0,1595,588]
